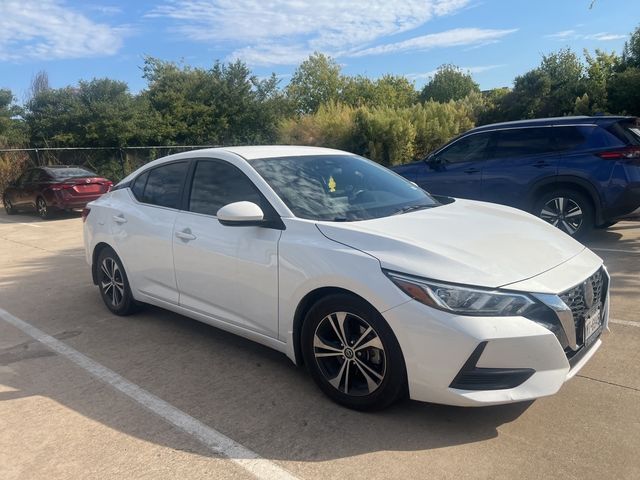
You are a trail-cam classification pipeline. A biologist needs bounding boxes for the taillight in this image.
[50,183,74,191]
[81,207,91,223]
[597,146,640,160]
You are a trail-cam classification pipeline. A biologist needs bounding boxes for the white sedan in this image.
[83,146,609,410]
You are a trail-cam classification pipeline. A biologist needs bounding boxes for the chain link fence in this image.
[0,145,218,195]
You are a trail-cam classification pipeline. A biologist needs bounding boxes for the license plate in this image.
[584,308,602,345]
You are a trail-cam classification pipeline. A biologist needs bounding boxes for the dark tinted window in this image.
[131,171,149,201]
[437,133,491,163]
[554,126,586,151]
[189,160,263,216]
[48,167,96,179]
[492,128,554,158]
[137,162,188,209]
[607,121,640,146]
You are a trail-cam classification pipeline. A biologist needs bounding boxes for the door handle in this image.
[463,168,480,174]
[112,214,127,224]
[175,229,197,241]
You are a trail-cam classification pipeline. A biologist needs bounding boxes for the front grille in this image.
[559,268,607,353]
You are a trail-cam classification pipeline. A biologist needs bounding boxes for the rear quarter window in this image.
[607,121,640,146]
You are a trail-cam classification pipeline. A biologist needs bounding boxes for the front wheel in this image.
[3,196,16,215]
[301,294,407,411]
[96,247,139,316]
[534,190,594,238]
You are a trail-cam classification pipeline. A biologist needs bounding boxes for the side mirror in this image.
[217,201,264,226]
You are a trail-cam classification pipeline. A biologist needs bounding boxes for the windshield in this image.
[251,154,438,221]
[49,167,97,179]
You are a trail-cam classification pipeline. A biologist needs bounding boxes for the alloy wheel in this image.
[100,257,125,308]
[37,198,48,218]
[313,311,386,396]
[539,197,583,236]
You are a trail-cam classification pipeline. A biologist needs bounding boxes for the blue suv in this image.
[393,116,640,237]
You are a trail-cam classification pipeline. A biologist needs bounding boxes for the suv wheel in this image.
[534,189,594,238]
[301,294,407,411]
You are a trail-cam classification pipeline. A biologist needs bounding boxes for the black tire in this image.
[301,293,407,411]
[533,189,595,238]
[596,221,618,230]
[3,196,16,215]
[36,196,51,219]
[96,247,140,316]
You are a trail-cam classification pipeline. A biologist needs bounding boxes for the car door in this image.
[481,127,559,209]
[172,158,281,338]
[7,170,30,207]
[415,131,491,199]
[111,160,189,305]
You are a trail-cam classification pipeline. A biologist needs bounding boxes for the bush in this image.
[0,151,29,197]
[354,107,416,166]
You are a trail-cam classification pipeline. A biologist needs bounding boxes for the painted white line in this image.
[590,247,639,254]
[0,220,42,228]
[0,307,299,480]
[610,319,639,327]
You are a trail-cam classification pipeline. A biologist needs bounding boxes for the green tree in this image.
[608,68,640,115]
[419,65,480,103]
[0,89,26,148]
[584,49,620,113]
[286,52,343,114]
[622,24,640,68]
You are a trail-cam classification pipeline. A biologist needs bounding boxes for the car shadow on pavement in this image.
[0,210,81,224]
[0,245,537,463]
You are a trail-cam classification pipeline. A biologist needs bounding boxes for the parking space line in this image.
[0,220,42,228]
[610,319,639,327]
[0,307,299,480]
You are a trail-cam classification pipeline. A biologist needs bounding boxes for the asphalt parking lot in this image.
[0,211,638,480]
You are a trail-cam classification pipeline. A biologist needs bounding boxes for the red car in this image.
[3,166,112,219]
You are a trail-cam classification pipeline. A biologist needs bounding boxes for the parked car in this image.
[3,166,113,219]
[83,146,609,410]
[393,116,640,238]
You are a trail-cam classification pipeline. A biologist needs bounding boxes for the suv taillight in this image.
[597,146,640,160]
[81,207,91,223]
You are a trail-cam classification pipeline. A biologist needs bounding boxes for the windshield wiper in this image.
[392,204,434,216]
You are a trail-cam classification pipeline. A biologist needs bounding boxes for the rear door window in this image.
[491,128,555,158]
[134,162,188,209]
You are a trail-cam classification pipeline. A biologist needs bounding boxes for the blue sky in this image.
[0,0,637,102]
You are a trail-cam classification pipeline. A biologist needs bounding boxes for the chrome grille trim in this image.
[558,267,608,351]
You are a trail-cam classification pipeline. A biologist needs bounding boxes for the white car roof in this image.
[215,145,348,160]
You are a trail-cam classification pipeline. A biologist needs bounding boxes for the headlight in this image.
[384,270,537,317]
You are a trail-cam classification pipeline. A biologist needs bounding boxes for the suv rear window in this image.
[553,126,586,151]
[607,120,640,146]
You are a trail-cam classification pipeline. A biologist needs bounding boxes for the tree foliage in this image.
[420,64,480,103]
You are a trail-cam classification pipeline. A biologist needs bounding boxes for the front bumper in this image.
[383,263,609,407]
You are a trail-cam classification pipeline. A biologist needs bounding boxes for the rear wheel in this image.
[97,247,139,316]
[3,196,16,215]
[534,189,594,238]
[301,294,407,411]
[36,197,50,219]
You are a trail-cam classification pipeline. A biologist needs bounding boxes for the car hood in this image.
[316,199,586,288]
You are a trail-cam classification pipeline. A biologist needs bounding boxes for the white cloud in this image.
[349,28,517,57]
[546,29,625,42]
[0,0,128,61]
[149,0,509,65]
